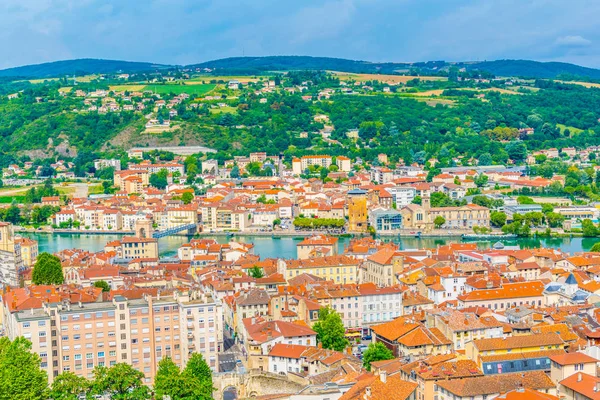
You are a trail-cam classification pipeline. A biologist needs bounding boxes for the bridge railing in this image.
[152,223,197,238]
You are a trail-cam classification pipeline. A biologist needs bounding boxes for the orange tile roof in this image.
[549,352,599,366]
[339,374,417,400]
[268,343,308,359]
[473,333,563,351]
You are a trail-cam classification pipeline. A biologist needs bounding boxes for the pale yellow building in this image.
[279,255,359,284]
[15,237,38,268]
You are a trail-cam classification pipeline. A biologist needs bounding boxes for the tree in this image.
[90,363,149,400]
[516,196,535,205]
[181,192,194,204]
[362,342,394,371]
[433,216,446,228]
[582,219,598,237]
[273,218,281,228]
[4,204,21,224]
[0,336,48,400]
[154,357,185,400]
[312,306,349,351]
[230,165,240,179]
[102,180,114,194]
[474,174,489,188]
[183,353,214,399]
[490,211,507,227]
[546,212,565,228]
[93,280,111,292]
[505,141,527,162]
[478,153,492,166]
[149,168,169,190]
[49,372,89,400]
[591,243,600,252]
[248,266,265,279]
[32,252,64,285]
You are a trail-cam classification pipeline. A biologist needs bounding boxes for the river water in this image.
[18,233,600,258]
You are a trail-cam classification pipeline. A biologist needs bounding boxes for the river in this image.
[18,233,600,259]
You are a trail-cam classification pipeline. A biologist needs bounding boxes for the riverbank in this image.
[19,232,600,258]
[15,227,468,238]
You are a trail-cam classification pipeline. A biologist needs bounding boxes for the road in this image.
[219,330,243,373]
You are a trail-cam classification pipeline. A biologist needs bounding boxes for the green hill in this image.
[0,58,171,78]
[464,59,600,79]
[189,56,411,74]
[2,56,600,80]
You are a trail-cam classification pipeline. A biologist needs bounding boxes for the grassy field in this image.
[56,186,75,195]
[142,84,216,95]
[75,75,100,83]
[557,123,584,135]
[88,184,104,195]
[0,195,25,204]
[557,80,600,89]
[332,72,447,84]
[209,106,237,114]
[400,89,445,97]
[28,78,60,84]
[456,87,524,95]
[189,75,262,83]
[109,84,146,92]
[58,87,73,94]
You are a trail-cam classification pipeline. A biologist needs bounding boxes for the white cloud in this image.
[554,35,592,47]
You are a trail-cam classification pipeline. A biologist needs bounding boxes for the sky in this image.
[1,0,600,69]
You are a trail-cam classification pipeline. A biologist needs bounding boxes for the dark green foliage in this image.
[149,169,169,190]
[93,280,111,292]
[0,59,169,78]
[32,252,64,285]
[490,211,507,227]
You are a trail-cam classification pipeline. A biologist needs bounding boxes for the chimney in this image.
[380,371,387,383]
[365,386,371,398]
[578,372,582,382]
[596,382,600,392]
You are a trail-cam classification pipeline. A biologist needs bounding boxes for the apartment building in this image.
[105,237,159,260]
[200,204,249,232]
[129,161,185,175]
[280,255,360,284]
[386,186,417,207]
[292,155,332,175]
[2,286,223,384]
[360,246,403,287]
[14,236,38,268]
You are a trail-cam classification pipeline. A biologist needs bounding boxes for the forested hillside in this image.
[0,59,170,78]
[2,70,600,174]
[4,56,600,79]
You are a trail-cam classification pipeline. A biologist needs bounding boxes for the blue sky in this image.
[1,0,599,69]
